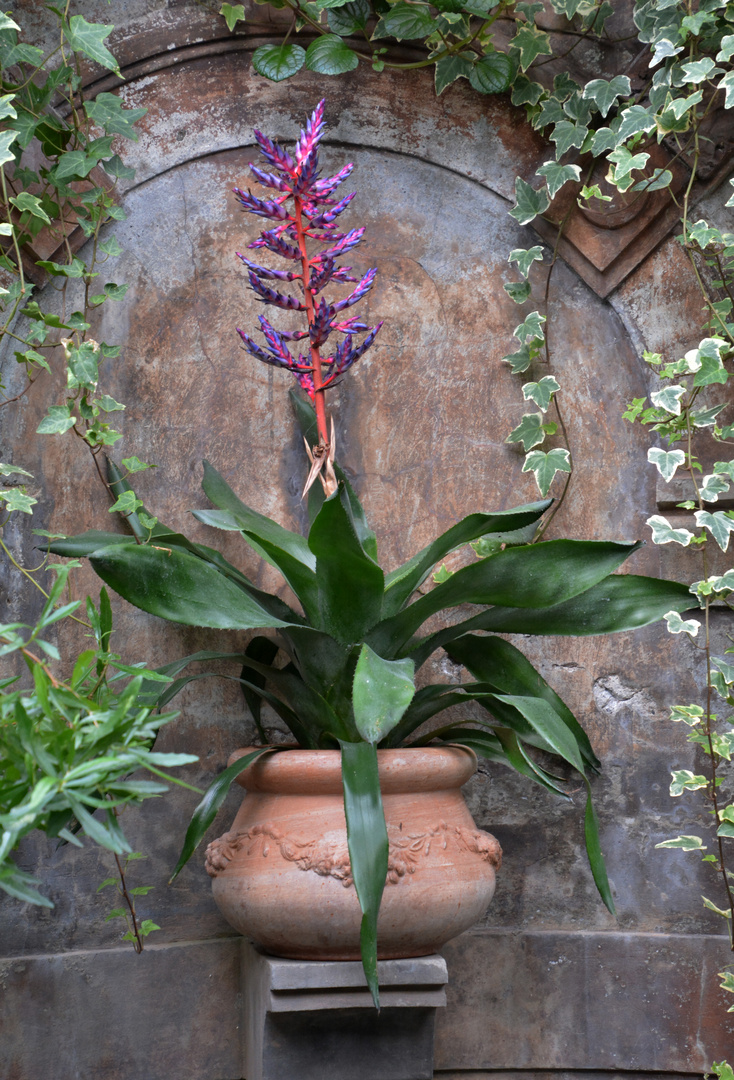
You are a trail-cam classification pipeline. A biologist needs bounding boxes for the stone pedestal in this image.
[241,941,448,1080]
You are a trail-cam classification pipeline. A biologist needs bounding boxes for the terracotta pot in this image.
[205,746,501,960]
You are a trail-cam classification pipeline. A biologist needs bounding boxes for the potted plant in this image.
[48,101,696,1006]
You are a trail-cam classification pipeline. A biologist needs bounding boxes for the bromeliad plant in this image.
[48,102,697,1005]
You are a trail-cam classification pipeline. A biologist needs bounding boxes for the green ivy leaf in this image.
[468,51,514,94]
[514,310,546,344]
[504,281,531,304]
[305,36,359,74]
[220,3,246,30]
[434,54,473,94]
[536,160,580,198]
[65,15,121,76]
[109,490,143,515]
[646,515,694,547]
[508,23,552,70]
[84,94,147,140]
[372,3,439,38]
[582,76,631,118]
[508,246,543,279]
[36,406,77,435]
[506,412,545,451]
[54,150,95,182]
[522,375,559,412]
[509,178,550,226]
[522,448,571,496]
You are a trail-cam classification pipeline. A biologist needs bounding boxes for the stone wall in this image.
[2,3,733,1077]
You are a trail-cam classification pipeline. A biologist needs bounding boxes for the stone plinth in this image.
[241,941,448,1080]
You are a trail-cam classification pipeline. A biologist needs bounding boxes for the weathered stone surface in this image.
[0,939,242,1080]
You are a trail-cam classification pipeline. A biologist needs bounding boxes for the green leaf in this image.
[170,749,275,881]
[582,76,631,117]
[9,193,51,224]
[340,741,388,1009]
[692,337,728,387]
[549,121,586,159]
[669,769,708,796]
[656,834,706,850]
[508,24,552,70]
[508,246,543,279]
[252,43,306,81]
[504,281,531,304]
[468,51,514,94]
[445,634,600,770]
[1,488,36,514]
[647,447,685,482]
[308,486,384,644]
[664,610,700,636]
[109,490,142,515]
[694,510,734,552]
[54,150,95,182]
[353,644,415,744]
[502,344,534,374]
[536,160,581,199]
[0,129,18,168]
[383,499,551,617]
[435,55,473,95]
[84,93,147,139]
[514,310,546,344]
[522,375,559,412]
[522,447,571,495]
[305,36,359,75]
[89,543,292,630]
[221,3,246,30]
[65,15,121,76]
[0,864,54,907]
[509,178,550,226]
[372,3,439,38]
[36,406,76,435]
[329,0,371,35]
[650,385,686,415]
[646,515,694,547]
[507,412,546,451]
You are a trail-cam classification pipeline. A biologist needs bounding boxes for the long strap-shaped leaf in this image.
[429,725,571,797]
[406,573,696,668]
[495,694,614,913]
[309,486,384,645]
[340,740,388,1009]
[382,501,552,617]
[202,460,315,568]
[89,543,292,630]
[170,747,277,882]
[445,634,600,772]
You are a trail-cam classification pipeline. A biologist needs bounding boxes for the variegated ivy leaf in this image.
[503,281,531,304]
[502,344,534,374]
[650,38,683,67]
[522,447,571,496]
[669,770,708,796]
[692,337,728,387]
[669,704,704,726]
[664,610,700,637]
[536,160,581,199]
[522,375,559,412]
[549,121,586,160]
[36,405,77,435]
[718,71,734,109]
[508,24,551,71]
[506,412,545,451]
[687,220,722,249]
[509,178,550,226]
[0,129,19,169]
[591,128,616,156]
[714,461,734,482]
[681,57,720,84]
[717,35,734,62]
[0,488,36,514]
[699,473,730,503]
[647,447,685,482]
[712,657,734,686]
[508,246,543,279]
[631,167,673,193]
[650,385,686,415]
[655,835,706,851]
[694,510,734,552]
[616,104,656,141]
[0,94,17,122]
[692,403,726,427]
[581,76,631,117]
[606,147,650,192]
[646,515,694,546]
[513,310,545,344]
[0,462,32,478]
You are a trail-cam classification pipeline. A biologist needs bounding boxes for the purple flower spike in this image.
[235,102,381,459]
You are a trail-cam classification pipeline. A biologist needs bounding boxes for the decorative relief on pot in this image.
[205,820,502,885]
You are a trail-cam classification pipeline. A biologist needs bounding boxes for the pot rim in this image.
[228,744,478,794]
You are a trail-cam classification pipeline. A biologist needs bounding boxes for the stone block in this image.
[241,941,447,1080]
